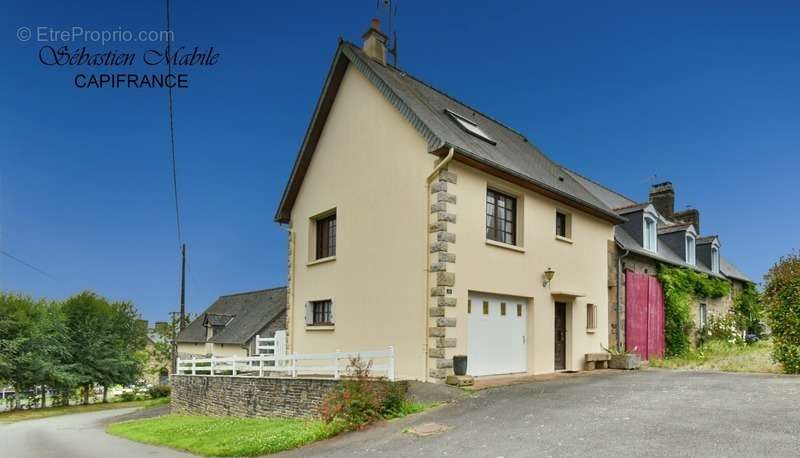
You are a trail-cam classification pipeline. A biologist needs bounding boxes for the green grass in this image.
[650,340,781,373]
[0,397,169,423]
[384,401,437,420]
[107,415,343,456]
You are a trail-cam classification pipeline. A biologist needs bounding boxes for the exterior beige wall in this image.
[448,162,614,374]
[288,64,434,381]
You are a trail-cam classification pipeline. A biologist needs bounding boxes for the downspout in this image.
[424,147,454,380]
[616,243,630,352]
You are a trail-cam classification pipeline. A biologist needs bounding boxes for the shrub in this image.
[148,384,171,399]
[119,392,137,402]
[319,357,409,430]
[763,252,800,374]
[700,313,742,345]
[732,283,765,338]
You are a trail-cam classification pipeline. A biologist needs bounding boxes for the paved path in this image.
[281,369,800,457]
[0,407,193,458]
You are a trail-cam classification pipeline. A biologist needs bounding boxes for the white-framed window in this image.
[643,214,657,252]
[685,233,696,265]
[699,303,708,329]
[711,246,720,273]
[586,303,597,331]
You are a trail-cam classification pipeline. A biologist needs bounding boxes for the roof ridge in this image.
[562,167,638,205]
[342,41,529,141]
[219,286,287,298]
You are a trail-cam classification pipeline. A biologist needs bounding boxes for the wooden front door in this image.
[554,301,567,370]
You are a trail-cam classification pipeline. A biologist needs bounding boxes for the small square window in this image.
[309,300,333,326]
[586,303,597,331]
[517,304,522,317]
[483,301,489,315]
[500,302,506,316]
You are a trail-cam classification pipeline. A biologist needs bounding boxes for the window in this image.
[310,300,333,326]
[517,304,522,317]
[500,302,506,316]
[711,246,720,273]
[556,212,567,238]
[483,301,489,315]
[643,215,657,252]
[586,303,597,331]
[486,189,516,245]
[446,109,496,144]
[685,234,696,265]
[315,213,336,259]
[699,303,708,329]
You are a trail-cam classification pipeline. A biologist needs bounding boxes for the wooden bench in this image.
[584,353,611,371]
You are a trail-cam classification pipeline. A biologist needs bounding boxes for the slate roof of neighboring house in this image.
[563,168,752,283]
[176,286,287,345]
[275,41,624,224]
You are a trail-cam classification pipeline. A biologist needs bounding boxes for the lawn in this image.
[650,340,782,373]
[107,415,342,456]
[0,397,170,423]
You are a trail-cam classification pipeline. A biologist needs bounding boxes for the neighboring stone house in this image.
[564,173,753,357]
[275,20,631,382]
[176,287,287,357]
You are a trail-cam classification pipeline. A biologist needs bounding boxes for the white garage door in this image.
[467,293,528,376]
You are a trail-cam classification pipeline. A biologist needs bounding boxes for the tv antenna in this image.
[377,0,398,66]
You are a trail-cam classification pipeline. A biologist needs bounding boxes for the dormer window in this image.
[711,246,720,273]
[446,109,496,145]
[643,214,657,252]
[685,234,696,265]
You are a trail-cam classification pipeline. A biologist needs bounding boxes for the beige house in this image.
[274,21,628,382]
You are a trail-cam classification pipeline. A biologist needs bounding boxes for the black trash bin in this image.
[453,355,468,376]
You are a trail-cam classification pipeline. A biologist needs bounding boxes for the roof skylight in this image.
[446,109,496,145]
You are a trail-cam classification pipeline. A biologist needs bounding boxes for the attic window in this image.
[446,109,496,145]
[643,214,657,253]
[711,246,720,273]
[685,233,696,266]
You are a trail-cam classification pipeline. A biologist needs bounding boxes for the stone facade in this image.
[427,166,458,381]
[171,375,340,419]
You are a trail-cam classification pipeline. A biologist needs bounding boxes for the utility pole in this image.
[180,243,186,331]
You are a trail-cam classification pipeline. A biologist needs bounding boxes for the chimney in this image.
[649,181,675,219]
[362,18,388,65]
[675,208,700,234]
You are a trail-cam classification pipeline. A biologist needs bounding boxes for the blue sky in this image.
[3,1,798,323]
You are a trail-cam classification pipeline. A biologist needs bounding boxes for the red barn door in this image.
[625,271,665,360]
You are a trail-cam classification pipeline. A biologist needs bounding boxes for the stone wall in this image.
[171,375,340,419]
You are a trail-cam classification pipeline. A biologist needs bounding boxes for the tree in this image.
[149,313,194,380]
[763,252,800,374]
[731,283,764,338]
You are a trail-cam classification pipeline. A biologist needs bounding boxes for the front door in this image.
[554,301,567,370]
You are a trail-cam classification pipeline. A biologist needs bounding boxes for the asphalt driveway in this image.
[0,406,191,458]
[283,369,800,457]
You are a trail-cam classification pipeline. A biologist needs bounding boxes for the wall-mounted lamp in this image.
[543,267,556,287]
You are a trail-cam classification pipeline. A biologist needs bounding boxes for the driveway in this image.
[0,406,192,458]
[283,369,800,457]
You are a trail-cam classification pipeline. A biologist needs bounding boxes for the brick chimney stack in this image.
[362,18,388,65]
[649,181,675,219]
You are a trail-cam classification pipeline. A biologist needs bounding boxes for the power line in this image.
[166,0,182,247]
[0,249,54,279]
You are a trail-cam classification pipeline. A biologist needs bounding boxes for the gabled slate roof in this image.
[176,287,287,345]
[275,41,624,224]
[564,167,752,283]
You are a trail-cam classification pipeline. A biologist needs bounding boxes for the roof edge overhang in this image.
[439,146,625,224]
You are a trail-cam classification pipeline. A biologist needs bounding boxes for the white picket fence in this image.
[255,330,287,358]
[176,346,395,381]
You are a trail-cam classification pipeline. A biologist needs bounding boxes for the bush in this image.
[732,283,765,338]
[319,357,409,430]
[700,313,742,345]
[119,392,137,402]
[763,252,800,374]
[148,385,171,399]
